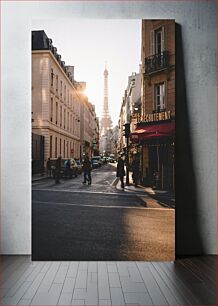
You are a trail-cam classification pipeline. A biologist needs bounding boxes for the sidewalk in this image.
[32,173,50,182]
[115,171,175,209]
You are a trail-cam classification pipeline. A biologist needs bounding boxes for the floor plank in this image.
[0,256,217,305]
[137,263,169,305]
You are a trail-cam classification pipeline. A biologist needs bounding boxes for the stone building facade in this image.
[118,72,141,155]
[32,30,98,169]
[141,20,175,119]
[132,20,175,190]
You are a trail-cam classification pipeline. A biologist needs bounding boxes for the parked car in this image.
[101,157,107,164]
[75,159,82,174]
[91,159,99,169]
[92,156,102,167]
[50,158,78,178]
[108,157,115,163]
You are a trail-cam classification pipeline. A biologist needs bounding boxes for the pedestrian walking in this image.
[46,158,52,178]
[116,156,125,189]
[131,154,140,187]
[54,156,61,184]
[82,155,92,185]
[65,159,72,178]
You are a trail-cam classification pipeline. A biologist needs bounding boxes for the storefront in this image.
[131,118,175,190]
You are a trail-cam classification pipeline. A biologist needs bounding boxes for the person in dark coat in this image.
[116,156,125,189]
[54,156,61,184]
[131,154,140,187]
[65,159,71,178]
[46,158,52,178]
[82,155,92,185]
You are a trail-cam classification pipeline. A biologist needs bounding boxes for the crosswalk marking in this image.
[33,200,172,211]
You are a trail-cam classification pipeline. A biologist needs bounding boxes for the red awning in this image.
[131,121,175,141]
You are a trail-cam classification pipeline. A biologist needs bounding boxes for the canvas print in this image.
[32,19,175,261]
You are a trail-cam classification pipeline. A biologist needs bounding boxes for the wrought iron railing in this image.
[144,51,169,74]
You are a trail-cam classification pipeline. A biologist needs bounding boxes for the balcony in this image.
[144,51,169,75]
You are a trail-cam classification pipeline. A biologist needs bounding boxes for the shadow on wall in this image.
[175,24,205,256]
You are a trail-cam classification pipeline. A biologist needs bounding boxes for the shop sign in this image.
[144,110,171,123]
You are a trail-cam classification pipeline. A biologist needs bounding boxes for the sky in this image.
[32,19,141,126]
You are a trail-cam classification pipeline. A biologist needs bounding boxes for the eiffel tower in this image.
[100,65,112,136]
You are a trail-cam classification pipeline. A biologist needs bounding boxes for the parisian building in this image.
[118,72,141,155]
[32,30,98,172]
[131,20,175,190]
[111,125,119,156]
[75,81,99,157]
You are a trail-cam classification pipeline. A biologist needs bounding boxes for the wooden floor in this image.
[0,256,217,305]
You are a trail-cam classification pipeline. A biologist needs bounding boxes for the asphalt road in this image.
[32,164,175,261]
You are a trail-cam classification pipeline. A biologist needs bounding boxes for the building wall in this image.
[1,1,217,255]
[32,50,81,160]
[139,20,175,190]
[119,72,141,152]
[141,20,175,118]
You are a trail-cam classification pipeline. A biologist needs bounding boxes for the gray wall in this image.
[1,1,217,255]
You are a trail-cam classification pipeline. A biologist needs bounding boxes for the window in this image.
[56,75,58,92]
[67,112,69,130]
[64,109,66,129]
[50,98,53,122]
[50,135,52,157]
[60,80,63,97]
[56,102,58,124]
[70,114,72,132]
[154,83,165,112]
[64,85,66,101]
[51,68,54,87]
[150,26,165,55]
[66,141,69,157]
[60,138,62,156]
[60,106,62,127]
[70,94,72,108]
[64,140,66,157]
[55,137,57,158]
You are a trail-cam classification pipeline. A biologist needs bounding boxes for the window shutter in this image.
[150,30,155,55]
[161,26,165,52]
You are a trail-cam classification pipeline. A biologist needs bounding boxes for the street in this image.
[32,164,175,261]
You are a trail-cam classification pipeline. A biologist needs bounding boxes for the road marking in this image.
[32,200,172,211]
[33,200,146,210]
[32,188,153,197]
[110,177,119,186]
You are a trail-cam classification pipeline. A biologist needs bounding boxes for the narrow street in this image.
[32,164,175,261]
